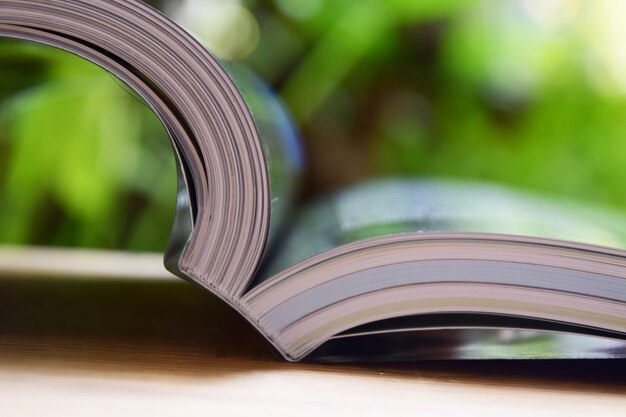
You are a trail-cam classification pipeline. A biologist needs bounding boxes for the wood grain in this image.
[0,249,625,416]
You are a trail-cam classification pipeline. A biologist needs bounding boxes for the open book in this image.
[3,0,626,361]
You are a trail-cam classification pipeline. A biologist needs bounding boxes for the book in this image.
[2,0,626,362]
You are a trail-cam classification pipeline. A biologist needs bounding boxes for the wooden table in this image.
[0,248,625,416]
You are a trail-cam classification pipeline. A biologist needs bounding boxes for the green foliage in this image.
[2,0,626,250]
[250,0,626,210]
[0,39,175,250]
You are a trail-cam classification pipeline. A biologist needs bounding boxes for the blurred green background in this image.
[1,0,626,252]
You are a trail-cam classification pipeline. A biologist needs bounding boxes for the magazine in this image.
[2,0,626,361]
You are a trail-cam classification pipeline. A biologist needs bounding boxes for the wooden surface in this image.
[0,248,625,416]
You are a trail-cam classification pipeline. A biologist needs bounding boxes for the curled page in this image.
[0,0,303,300]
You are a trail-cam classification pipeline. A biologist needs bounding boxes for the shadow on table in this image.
[0,275,625,394]
[0,276,275,365]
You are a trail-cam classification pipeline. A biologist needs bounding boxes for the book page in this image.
[259,178,626,279]
[226,64,305,243]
